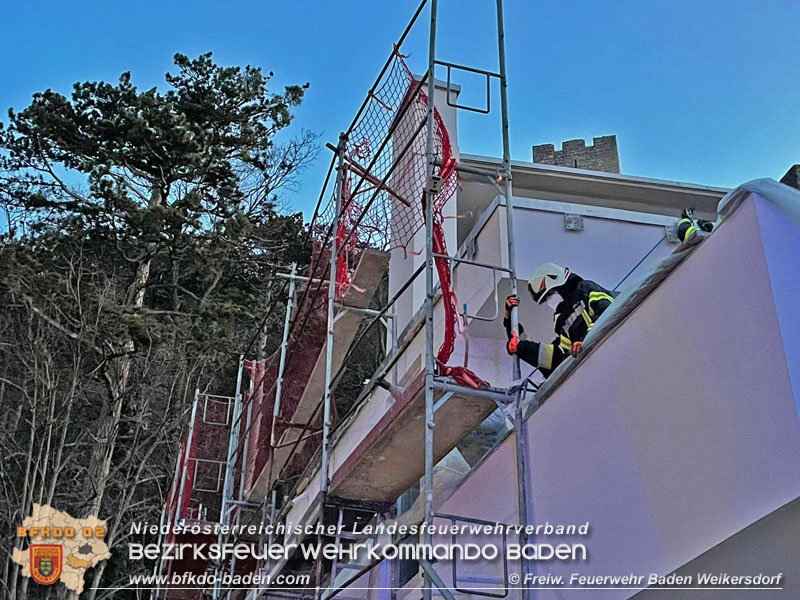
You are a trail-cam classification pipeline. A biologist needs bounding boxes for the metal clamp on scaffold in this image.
[424,174,443,195]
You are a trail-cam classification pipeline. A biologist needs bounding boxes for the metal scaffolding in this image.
[187,1,532,599]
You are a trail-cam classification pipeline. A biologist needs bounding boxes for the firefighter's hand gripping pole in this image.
[507,331,520,355]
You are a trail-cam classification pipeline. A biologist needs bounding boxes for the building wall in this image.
[631,497,800,600]
[387,194,680,389]
[454,198,678,361]
[316,196,686,532]
[533,136,620,173]
[429,196,800,600]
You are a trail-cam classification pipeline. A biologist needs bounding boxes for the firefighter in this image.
[504,263,617,376]
[676,208,714,242]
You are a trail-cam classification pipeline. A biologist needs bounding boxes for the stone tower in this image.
[533,135,620,173]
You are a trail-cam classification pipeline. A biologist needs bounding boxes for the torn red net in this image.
[315,51,487,388]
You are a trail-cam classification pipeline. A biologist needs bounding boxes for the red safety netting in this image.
[162,394,234,542]
[315,51,458,255]
[163,436,195,547]
[237,50,491,498]
[157,51,497,587]
[242,289,330,495]
[314,51,486,388]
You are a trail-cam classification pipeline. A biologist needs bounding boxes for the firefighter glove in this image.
[507,332,520,355]
[505,295,520,319]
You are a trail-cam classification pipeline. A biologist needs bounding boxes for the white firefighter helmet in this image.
[527,263,570,304]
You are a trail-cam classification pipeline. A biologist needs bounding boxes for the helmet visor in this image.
[529,278,548,304]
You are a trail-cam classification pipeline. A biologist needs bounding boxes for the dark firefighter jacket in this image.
[504,274,618,376]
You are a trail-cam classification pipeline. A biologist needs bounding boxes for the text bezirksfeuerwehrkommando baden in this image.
[130,520,591,563]
[130,540,587,563]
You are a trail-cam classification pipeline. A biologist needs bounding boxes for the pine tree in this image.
[0,52,315,599]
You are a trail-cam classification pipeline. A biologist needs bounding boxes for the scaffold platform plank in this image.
[329,370,497,502]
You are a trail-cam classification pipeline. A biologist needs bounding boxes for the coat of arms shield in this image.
[30,545,62,585]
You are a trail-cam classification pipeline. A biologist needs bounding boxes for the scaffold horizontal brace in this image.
[432,379,513,405]
[228,499,261,509]
[333,303,389,318]
[431,252,513,273]
[436,159,499,179]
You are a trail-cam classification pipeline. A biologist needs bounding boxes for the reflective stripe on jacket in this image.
[504,274,617,376]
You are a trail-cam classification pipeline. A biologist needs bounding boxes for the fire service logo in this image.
[13,504,110,594]
[30,545,63,585]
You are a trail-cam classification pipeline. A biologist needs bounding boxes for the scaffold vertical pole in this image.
[175,389,199,528]
[514,399,532,600]
[423,2,439,600]
[214,356,245,600]
[316,132,347,600]
[495,3,531,598]
[152,415,189,600]
[239,381,253,502]
[496,0,520,385]
[321,133,347,497]
[270,263,298,448]
[266,488,277,572]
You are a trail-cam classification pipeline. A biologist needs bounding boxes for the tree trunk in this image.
[70,187,164,600]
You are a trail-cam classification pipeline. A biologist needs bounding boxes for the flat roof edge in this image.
[460,152,730,195]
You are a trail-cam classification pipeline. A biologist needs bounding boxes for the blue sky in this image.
[2,0,798,217]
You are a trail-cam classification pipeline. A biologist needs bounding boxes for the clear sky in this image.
[2,0,798,217]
